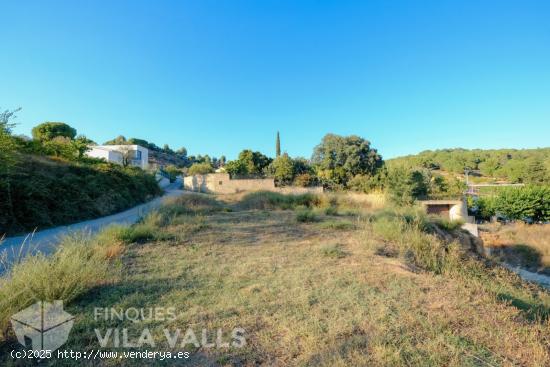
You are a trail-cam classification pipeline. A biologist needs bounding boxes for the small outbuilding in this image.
[419,199,468,222]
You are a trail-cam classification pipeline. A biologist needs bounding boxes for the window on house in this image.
[219,181,223,185]
[134,150,142,160]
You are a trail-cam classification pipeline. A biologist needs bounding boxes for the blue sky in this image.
[2,0,549,160]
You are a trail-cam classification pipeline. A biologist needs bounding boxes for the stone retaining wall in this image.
[183,173,323,194]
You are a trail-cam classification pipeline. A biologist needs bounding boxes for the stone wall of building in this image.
[183,173,323,195]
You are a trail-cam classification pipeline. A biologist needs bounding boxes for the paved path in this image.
[0,180,185,269]
[503,263,550,290]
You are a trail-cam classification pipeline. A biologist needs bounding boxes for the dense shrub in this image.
[293,172,317,187]
[312,134,383,187]
[0,155,161,235]
[295,209,319,223]
[159,194,223,217]
[386,167,429,205]
[494,185,550,222]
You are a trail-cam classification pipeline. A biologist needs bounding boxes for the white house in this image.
[86,145,149,169]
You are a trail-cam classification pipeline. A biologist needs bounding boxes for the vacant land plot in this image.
[1,192,550,366]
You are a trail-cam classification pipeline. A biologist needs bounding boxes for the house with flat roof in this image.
[85,144,149,169]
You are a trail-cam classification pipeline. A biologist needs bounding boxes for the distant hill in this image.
[387,148,550,184]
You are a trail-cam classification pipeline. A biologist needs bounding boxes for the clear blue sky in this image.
[2,0,549,160]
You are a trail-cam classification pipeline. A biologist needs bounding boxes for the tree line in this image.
[388,148,550,184]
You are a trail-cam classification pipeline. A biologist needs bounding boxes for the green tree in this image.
[176,147,188,158]
[525,159,548,184]
[269,153,295,185]
[164,165,181,182]
[42,136,78,158]
[225,159,247,176]
[72,135,95,159]
[188,162,214,175]
[104,135,127,145]
[494,186,550,222]
[479,157,500,177]
[0,108,21,228]
[276,131,281,157]
[312,134,383,187]
[226,150,272,177]
[386,167,429,205]
[32,122,77,141]
[163,144,174,154]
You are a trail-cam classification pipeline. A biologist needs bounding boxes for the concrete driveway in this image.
[0,180,185,270]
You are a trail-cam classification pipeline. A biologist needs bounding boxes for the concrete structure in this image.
[420,198,478,237]
[184,173,323,194]
[419,199,469,222]
[86,145,149,169]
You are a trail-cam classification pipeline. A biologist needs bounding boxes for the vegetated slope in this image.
[388,147,550,183]
[0,154,161,235]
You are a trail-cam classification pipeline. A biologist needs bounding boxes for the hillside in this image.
[388,148,550,184]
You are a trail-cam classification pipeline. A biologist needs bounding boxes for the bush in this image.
[160,194,223,218]
[369,209,461,274]
[468,196,496,220]
[324,206,339,216]
[295,209,319,223]
[117,223,158,243]
[293,173,317,187]
[431,217,464,231]
[238,191,320,210]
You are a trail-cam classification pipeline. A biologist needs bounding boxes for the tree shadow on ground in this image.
[496,292,550,322]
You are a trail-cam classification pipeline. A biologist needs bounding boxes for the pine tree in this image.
[276,131,281,157]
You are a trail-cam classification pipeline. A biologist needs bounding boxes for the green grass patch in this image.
[318,220,356,230]
[296,209,319,223]
[321,244,348,258]
[324,206,339,216]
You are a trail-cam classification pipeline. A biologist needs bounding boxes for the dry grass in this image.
[1,193,550,366]
[0,231,121,340]
[480,222,550,272]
